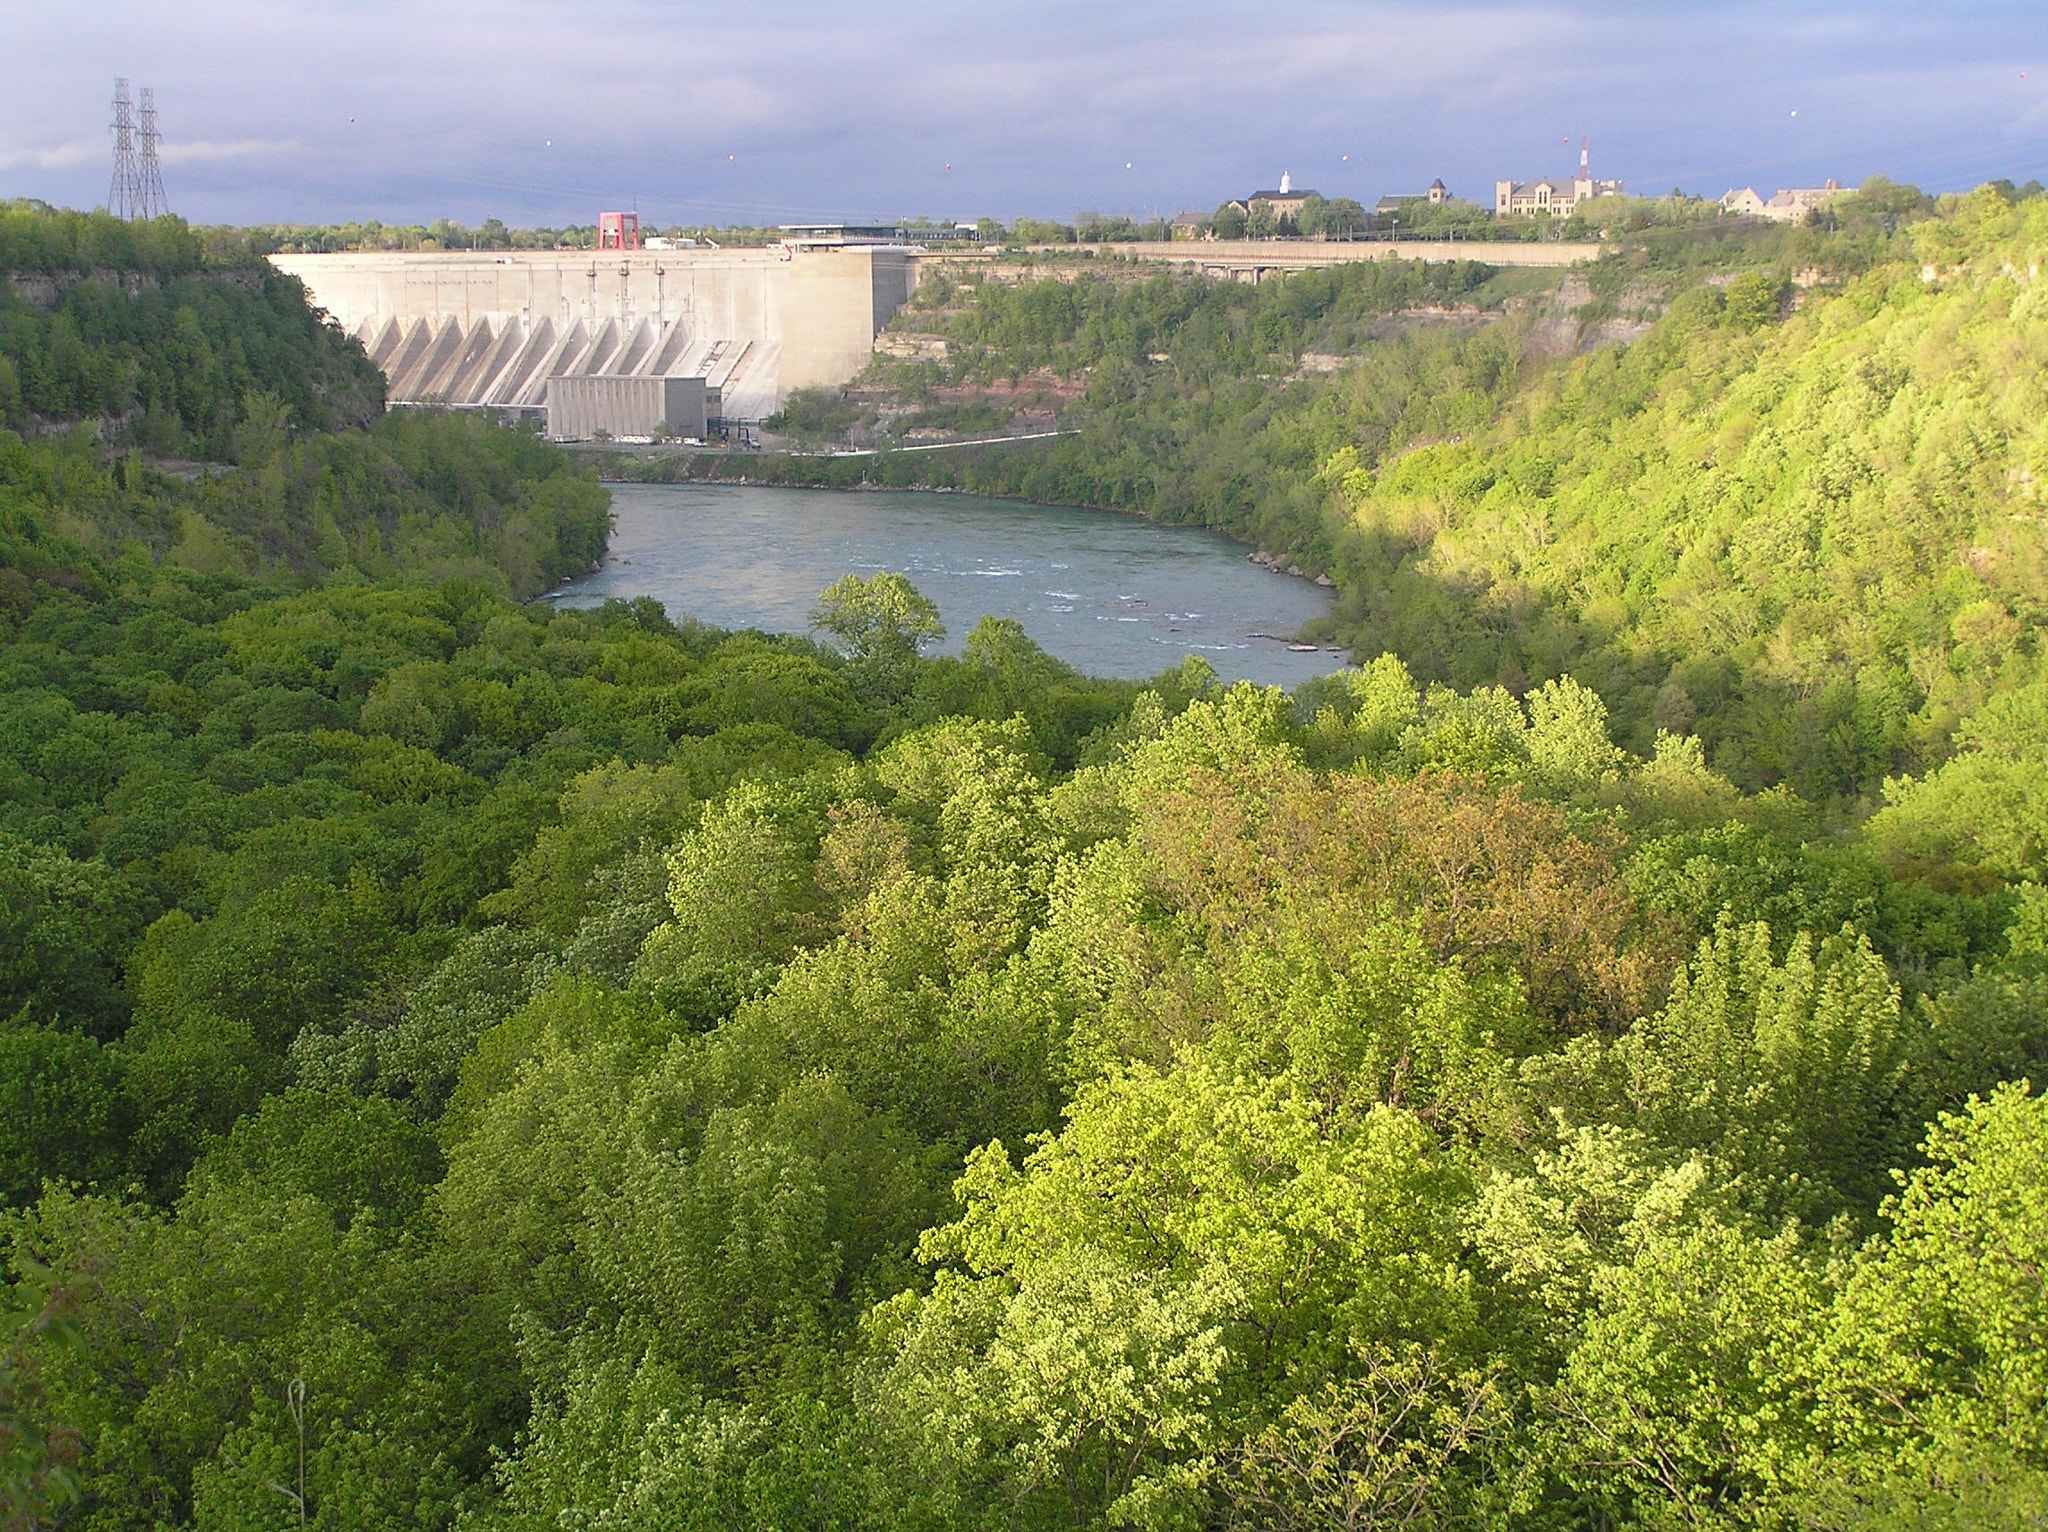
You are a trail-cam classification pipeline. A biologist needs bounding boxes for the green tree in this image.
[1723,270,1781,328]
[1609,920,1911,1219]
[1217,1348,1507,1530]
[1542,1213,1825,1527]
[871,1040,1480,1524]
[870,1243,1239,1530]
[1524,675,1626,796]
[585,1074,933,1388]
[0,834,143,1036]
[232,390,291,468]
[0,1258,83,1529]
[808,571,945,665]
[0,1028,128,1205]
[1796,1083,2048,1523]
[633,779,829,1019]
[1321,197,1368,238]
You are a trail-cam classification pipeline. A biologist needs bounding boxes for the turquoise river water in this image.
[546,483,1344,687]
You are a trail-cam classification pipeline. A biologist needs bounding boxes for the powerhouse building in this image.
[543,375,714,442]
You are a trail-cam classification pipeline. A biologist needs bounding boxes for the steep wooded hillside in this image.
[1332,187,2048,799]
[2,203,384,453]
[1,205,606,599]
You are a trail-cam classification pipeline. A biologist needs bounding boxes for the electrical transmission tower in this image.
[109,79,139,219]
[136,87,169,219]
[108,78,169,220]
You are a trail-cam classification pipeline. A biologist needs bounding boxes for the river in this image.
[545,483,1344,687]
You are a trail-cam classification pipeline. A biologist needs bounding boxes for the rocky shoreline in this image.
[1247,548,1334,586]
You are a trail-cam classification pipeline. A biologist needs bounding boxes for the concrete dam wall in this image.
[269,246,918,422]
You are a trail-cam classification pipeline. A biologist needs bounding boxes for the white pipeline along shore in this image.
[821,429,1077,458]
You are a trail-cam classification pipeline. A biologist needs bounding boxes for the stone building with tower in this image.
[1375,179,1456,218]
[1497,138,1623,217]
[1227,173,1321,231]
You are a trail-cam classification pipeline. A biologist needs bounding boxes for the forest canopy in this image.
[2,192,2046,1530]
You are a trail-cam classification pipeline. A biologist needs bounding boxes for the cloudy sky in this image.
[3,0,2044,228]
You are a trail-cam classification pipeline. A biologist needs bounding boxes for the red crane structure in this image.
[597,211,641,251]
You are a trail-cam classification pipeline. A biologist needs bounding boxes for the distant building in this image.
[1497,140,1623,218]
[1233,172,1320,231]
[1496,173,1623,218]
[777,223,978,247]
[1376,179,1458,218]
[1374,178,1454,217]
[1719,180,1847,223]
[1169,212,1209,241]
[779,223,911,246]
[597,212,641,251]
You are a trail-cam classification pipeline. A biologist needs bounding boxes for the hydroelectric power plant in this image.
[269,239,919,432]
[270,227,1591,439]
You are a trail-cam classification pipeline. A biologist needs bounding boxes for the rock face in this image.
[5,267,262,313]
[1517,272,1663,360]
[873,333,950,360]
[7,268,158,311]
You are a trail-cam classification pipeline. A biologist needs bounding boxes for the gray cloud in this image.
[0,141,106,172]
[0,137,290,171]
[0,0,2042,224]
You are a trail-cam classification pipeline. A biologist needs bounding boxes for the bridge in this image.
[270,245,917,422]
[1011,237,1604,281]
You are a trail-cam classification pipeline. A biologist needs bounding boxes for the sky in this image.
[3,0,2045,229]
